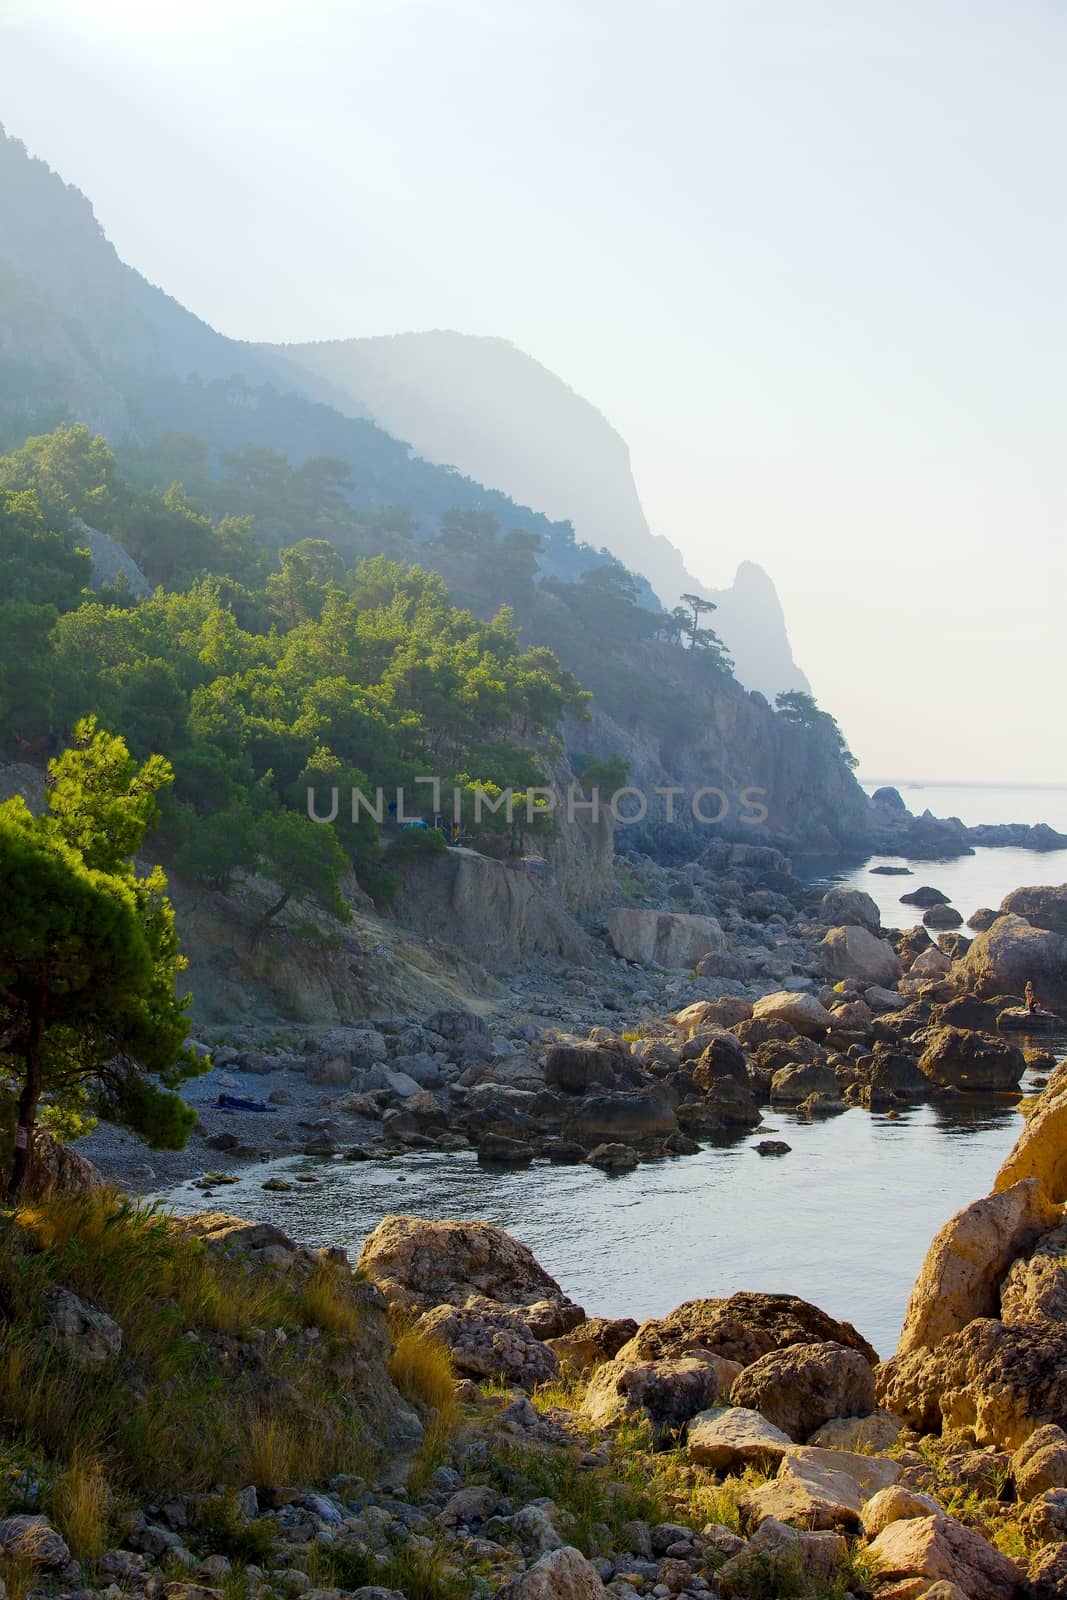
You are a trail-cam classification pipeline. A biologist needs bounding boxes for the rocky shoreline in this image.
[11,1057,1067,1600]
[81,858,1066,1197]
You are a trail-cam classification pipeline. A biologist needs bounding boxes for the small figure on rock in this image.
[1025,979,1040,1015]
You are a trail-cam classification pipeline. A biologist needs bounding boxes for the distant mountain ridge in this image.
[265,330,810,697]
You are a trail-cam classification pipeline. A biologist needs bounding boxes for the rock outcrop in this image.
[606,909,725,969]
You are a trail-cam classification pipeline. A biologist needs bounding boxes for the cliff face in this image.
[266,331,811,698]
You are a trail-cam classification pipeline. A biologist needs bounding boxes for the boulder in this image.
[865,1513,1020,1600]
[414,1303,558,1391]
[686,1029,749,1079]
[544,1046,617,1095]
[740,1446,898,1532]
[680,1077,761,1131]
[909,946,953,979]
[618,1293,878,1367]
[968,907,1000,932]
[923,904,964,930]
[717,1517,847,1587]
[808,1409,903,1452]
[820,926,902,988]
[917,1027,1025,1092]
[877,1317,1067,1448]
[1000,884,1067,936]
[865,985,909,1013]
[546,1317,638,1374]
[861,1485,941,1537]
[730,1340,876,1441]
[583,1352,742,1435]
[0,1515,72,1569]
[606,909,725,969]
[1021,1487,1067,1543]
[953,914,1067,1012]
[1011,1424,1067,1499]
[895,1179,1060,1356]
[42,1286,123,1366]
[820,887,881,934]
[356,1216,583,1331]
[585,1143,639,1173]
[566,1090,678,1145]
[769,1062,840,1105]
[1001,1220,1067,1324]
[685,997,752,1029]
[901,887,952,908]
[492,1546,607,1600]
[828,998,873,1030]
[994,1088,1067,1205]
[751,991,834,1038]
[866,1046,934,1102]
[25,1131,105,1199]
[1025,1542,1067,1600]
[685,1406,792,1472]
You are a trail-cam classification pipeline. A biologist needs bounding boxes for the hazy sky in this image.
[1,0,1064,784]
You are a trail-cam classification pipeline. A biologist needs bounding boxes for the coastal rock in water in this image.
[566,1089,678,1144]
[994,1087,1067,1205]
[923,904,964,930]
[685,1406,792,1472]
[953,914,1067,1012]
[769,1062,839,1106]
[820,926,902,989]
[583,1352,742,1434]
[901,886,951,908]
[865,1512,1020,1600]
[750,990,834,1037]
[917,1027,1025,1092]
[618,1293,877,1367]
[895,1179,1060,1356]
[493,1547,607,1600]
[606,908,725,969]
[877,1317,1067,1448]
[819,887,881,934]
[730,1341,876,1441]
[968,907,1000,932]
[357,1216,584,1332]
[415,1303,558,1391]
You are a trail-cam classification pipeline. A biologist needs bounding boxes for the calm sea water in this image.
[157,781,1067,1360]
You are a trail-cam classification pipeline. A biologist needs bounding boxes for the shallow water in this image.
[804,844,1067,932]
[160,1089,1045,1360]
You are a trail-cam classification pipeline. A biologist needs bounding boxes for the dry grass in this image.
[243,1414,299,1489]
[52,1450,110,1560]
[0,1552,36,1600]
[389,1327,457,1414]
[297,1260,363,1337]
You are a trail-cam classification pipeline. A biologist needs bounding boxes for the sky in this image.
[1,0,1064,783]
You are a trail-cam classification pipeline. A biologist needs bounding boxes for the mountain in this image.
[267,329,810,697]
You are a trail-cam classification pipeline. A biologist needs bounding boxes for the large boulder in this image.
[866,1513,1020,1600]
[895,1180,1059,1356]
[566,1090,678,1145]
[493,1546,607,1600]
[740,1446,898,1533]
[582,1352,742,1434]
[42,1287,123,1367]
[901,886,952,908]
[769,1062,840,1105]
[606,909,725,969]
[415,1303,558,1391]
[686,1406,792,1471]
[357,1216,583,1332]
[750,991,834,1038]
[953,914,1067,1012]
[820,887,881,934]
[820,926,902,988]
[917,1027,1025,1092]
[25,1131,105,1199]
[617,1293,878,1367]
[730,1341,876,1441]
[1000,884,1067,936]
[544,1046,617,1095]
[877,1317,1067,1448]
[994,1086,1067,1205]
